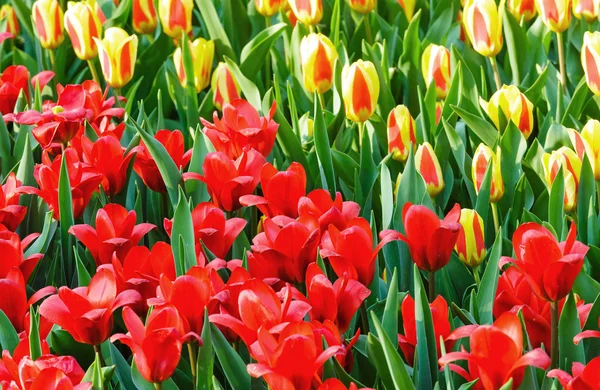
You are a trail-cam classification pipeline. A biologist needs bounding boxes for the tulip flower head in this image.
[582,31,600,96]
[542,146,582,212]
[581,119,600,180]
[421,44,451,99]
[398,0,416,20]
[387,105,416,162]
[64,1,101,60]
[341,60,380,123]
[300,33,338,94]
[548,357,600,390]
[0,5,19,36]
[536,0,572,32]
[455,208,486,267]
[479,85,534,139]
[0,353,89,389]
[415,142,445,197]
[158,0,193,38]
[0,173,34,231]
[573,0,599,21]
[32,0,65,49]
[255,0,283,16]
[174,38,215,93]
[462,0,504,57]
[288,0,323,25]
[507,0,536,21]
[347,0,377,14]
[94,27,138,89]
[472,144,504,203]
[298,189,361,233]
[132,0,158,34]
[211,62,241,111]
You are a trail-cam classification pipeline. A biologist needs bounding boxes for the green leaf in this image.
[195,0,236,61]
[451,105,498,147]
[562,79,592,128]
[171,188,196,276]
[132,361,179,390]
[24,211,56,258]
[558,293,586,370]
[413,265,438,389]
[240,23,286,77]
[74,247,92,286]
[186,129,215,204]
[476,230,503,324]
[548,166,565,239]
[382,268,399,344]
[313,94,336,197]
[109,342,136,390]
[11,0,34,40]
[380,163,394,229]
[474,161,493,226]
[502,10,527,85]
[211,323,250,389]
[196,310,213,390]
[59,156,75,285]
[223,57,262,111]
[0,310,19,354]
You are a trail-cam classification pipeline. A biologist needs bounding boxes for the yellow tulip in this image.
[581,119,600,180]
[543,146,582,212]
[455,209,487,267]
[462,0,504,57]
[535,0,571,32]
[300,33,338,94]
[174,38,215,93]
[159,0,193,38]
[421,44,451,100]
[472,143,504,203]
[387,105,416,162]
[64,1,101,60]
[32,0,65,49]
[582,31,600,96]
[94,27,138,88]
[288,0,322,25]
[479,85,534,139]
[341,60,379,123]
[211,62,242,111]
[415,142,444,197]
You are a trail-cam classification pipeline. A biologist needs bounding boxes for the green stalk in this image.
[557,32,567,95]
[550,301,559,369]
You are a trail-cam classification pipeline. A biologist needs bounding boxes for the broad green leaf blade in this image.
[210,323,251,389]
[171,188,196,276]
[558,293,586,370]
[382,268,399,344]
[0,310,19,354]
[476,230,503,324]
[240,23,287,77]
[195,0,236,61]
[313,94,336,197]
[414,264,439,389]
[223,57,261,111]
[196,310,214,390]
[59,156,75,285]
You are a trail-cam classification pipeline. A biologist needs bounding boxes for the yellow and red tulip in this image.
[94,27,138,88]
[288,0,323,25]
[341,60,379,123]
[455,209,487,268]
[300,33,338,94]
[255,0,283,16]
[573,0,599,22]
[398,0,415,21]
[581,119,600,180]
[158,0,193,39]
[479,85,534,139]
[582,31,600,96]
[462,0,504,57]
[32,0,65,50]
[507,0,536,22]
[415,142,444,197]
[536,0,571,32]
[543,146,582,212]
[64,1,101,60]
[347,0,377,14]
[387,105,416,162]
[472,144,504,203]
[0,5,19,36]
[421,43,451,99]
[132,0,158,34]
[174,38,215,93]
[211,62,241,111]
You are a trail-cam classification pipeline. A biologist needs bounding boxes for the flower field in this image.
[1,0,600,388]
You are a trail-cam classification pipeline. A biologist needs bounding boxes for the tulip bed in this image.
[2,0,600,388]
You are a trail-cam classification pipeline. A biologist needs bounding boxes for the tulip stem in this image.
[557,32,567,95]
[48,49,57,94]
[428,271,436,302]
[491,203,499,234]
[364,14,373,44]
[358,121,365,145]
[489,56,502,91]
[87,60,101,86]
[265,16,272,91]
[187,343,197,385]
[93,344,105,367]
[473,266,481,288]
[154,382,163,390]
[550,301,559,369]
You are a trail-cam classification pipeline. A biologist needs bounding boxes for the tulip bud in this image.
[581,119,600,180]
[0,5,19,36]
[174,38,215,93]
[455,209,486,267]
[341,60,379,123]
[507,0,536,22]
[387,105,416,162]
[537,0,571,32]
[543,147,582,212]
[398,0,416,21]
[472,144,504,203]
[415,142,444,197]
[288,0,323,25]
[582,31,600,96]
[300,33,338,94]
[348,0,377,14]
[132,0,158,34]
[573,0,599,22]
[211,62,241,111]
[255,0,283,16]
[479,85,534,139]
[94,27,138,88]
[421,44,451,99]
[64,1,101,60]
[462,0,504,57]
[158,0,193,39]
[32,0,65,49]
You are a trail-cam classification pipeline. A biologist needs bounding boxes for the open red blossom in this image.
[112,305,201,384]
[548,357,600,390]
[202,99,279,159]
[240,162,307,218]
[0,66,53,115]
[248,215,320,283]
[69,203,155,266]
[508,222,588,302]
[319,379,374,390]
[0,230,44,282]
[320,217,399,286]
[210,279,311,347]
[39,268,141,345]
[298,189,361,233]
[385,203,461,273]
[439,312,551,390]
[185,148,266,212]
[305,263,370,333]
[164,202,246,260]
[309,320,360,372]
[33,148,103,220]
[0,173,36,231]
[75,80,125,125]
[129,129,192,193]
[398,294,453,366]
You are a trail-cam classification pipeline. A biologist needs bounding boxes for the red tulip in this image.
[201,99,279,159]
[387,203,461,273]
[320,217,398,286]
[0,353,89,390]
[164,202,246,260]
[397,294,453,366]
[248,215,320,283]
[305,263,370,333]
[240,162,307,218]
[39,268,141,345]
[319,379,374,390]
[0,173,34,231]
[130,129,192,193]
[508,222,588,302]
[298,189,361,233]
[69,203,155,266]
[112,305,201,384]
[76,80,125,126]
[548,357,600,390]
[439,312,551,390]
[0,230,44,282]
[185,148,266,212]
[0,66,52,115]
[309,319,360,372]
[210,279,311,346]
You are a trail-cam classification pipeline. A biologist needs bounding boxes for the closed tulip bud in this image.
[567,127,588,161]
[415,142,444,197]
[507,0,536,22]
[536,0,571,32]
[341,60,379,123]
[573,0,599,22]
[543,146,582,212]
[581,119,600,180]
[455,209,487,267]
[288,0,323,25]
[472,144,504,202]
[348,0,377,14]
[421,44,451,99]
[211,62,241,111]
[159,0,193,38]
[582,32,600,96]
[463,0,504,57]
[64,1,101,60]
[255,0,283,16]
[94,27,138,88]
[132,0,158,34]
[32,0,65,49]
[387,105,416,162]
[0,5,19,36]
[479,85,534,139]
[174,38,215,93]
[300,33,338,94]
[398,0,416,20]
